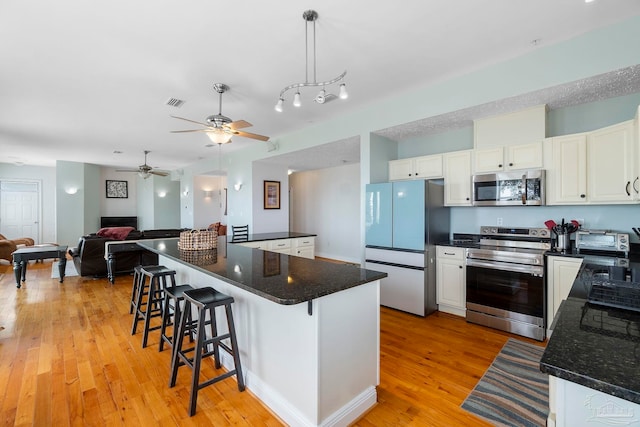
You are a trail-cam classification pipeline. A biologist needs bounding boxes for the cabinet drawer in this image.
[293,237,314,247]
[238,241,269,250]
[436,246,465,261]
[269,239,291,251]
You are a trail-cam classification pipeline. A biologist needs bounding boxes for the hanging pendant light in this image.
[274,10,347,112]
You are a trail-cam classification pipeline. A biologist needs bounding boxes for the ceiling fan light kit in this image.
[171,83,269,143]
[116,150,169,179]
[275,10,348,112]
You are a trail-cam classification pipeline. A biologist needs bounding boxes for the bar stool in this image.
[159,282,195,364]
[169,287,245,416]
[131,266,177,348]
[129,264,161,314]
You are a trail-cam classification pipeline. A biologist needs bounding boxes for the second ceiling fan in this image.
[171,83,269,144]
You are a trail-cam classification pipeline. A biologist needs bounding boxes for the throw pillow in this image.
[96,226,134,240]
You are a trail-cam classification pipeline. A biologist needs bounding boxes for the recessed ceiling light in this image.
[585,0,595,3]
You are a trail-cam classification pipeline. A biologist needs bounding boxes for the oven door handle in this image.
[466,258,544,276]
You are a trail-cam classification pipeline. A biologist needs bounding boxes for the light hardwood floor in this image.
[0,259,544,426]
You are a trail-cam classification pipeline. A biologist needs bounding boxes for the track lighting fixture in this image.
[275,10,347,112]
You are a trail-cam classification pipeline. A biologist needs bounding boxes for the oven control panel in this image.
[480,226,550,239]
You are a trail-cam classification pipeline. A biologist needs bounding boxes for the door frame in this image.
[0,179,42,244]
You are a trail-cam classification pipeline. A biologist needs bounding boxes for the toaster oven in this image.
[575,230,630,256]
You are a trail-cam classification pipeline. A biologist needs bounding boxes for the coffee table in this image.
[12,245,68,288]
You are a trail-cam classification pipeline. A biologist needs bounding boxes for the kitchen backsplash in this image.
[450,205,640,241]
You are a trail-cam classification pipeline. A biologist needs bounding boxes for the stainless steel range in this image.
[465,226,551,341]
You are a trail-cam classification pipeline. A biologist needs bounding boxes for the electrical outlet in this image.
[497,217,503,226]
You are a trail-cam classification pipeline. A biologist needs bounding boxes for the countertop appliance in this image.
[575,230,630,257]
[472,169,545,206]
[365,180,450,316]
[466,226,551,341]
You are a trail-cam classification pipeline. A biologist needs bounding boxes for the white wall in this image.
[193,175,226,229]
[252,161,289,234]
[290,163,361,263]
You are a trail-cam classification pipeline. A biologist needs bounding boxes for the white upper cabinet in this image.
[544,133,588,205]
[389,154,443,181]
[586,120,634,204]
[474,104,547,149]
[473,142,543,173]
[544,120,635,205]
[443,150,472,206]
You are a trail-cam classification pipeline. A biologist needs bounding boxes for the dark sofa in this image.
[69,228,183,278]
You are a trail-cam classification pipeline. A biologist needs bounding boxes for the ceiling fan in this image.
[171,83,269,144]
[116,150,169,179]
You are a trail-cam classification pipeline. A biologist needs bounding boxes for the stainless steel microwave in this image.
[472,169,545,206]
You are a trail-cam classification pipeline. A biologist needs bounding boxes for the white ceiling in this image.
[2,0,640,173]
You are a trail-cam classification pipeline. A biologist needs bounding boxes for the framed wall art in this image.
[106,180,128,198]
[263,180,280,209]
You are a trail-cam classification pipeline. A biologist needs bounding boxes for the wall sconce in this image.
[233,183,243,191]
[157,191,167,198]
[65,187,78,195]
[203,190,213,198]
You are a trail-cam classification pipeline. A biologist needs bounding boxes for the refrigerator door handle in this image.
[365,259,425,271]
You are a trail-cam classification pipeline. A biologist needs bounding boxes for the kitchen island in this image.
[138,237,386,427]
[540,256,640,427]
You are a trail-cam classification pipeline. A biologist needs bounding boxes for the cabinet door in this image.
[587,120,634,203]
[392,180,425,251]
[414,155,443,179]
[547,256,583,323]
[507,142,543,170]
[389,158,414,181]
[436,260,465,313]
[473,147,504,173]
[443,150,472,206]
[365,183,392,247]
[548,134,588,204]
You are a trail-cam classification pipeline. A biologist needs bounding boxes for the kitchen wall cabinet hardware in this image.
[436,246,466,317]
[546,255,583,335]
[389,154,443,181]
[443,150,472,206]
[473,142,543,173]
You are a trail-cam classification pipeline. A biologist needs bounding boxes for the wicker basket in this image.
[178,229,217,250]
[179,248,218,266]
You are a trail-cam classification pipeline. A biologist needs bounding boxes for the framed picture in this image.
[106,180,128,198]
[263,180,280,209]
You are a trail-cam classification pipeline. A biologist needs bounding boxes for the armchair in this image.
[0,234,35,263]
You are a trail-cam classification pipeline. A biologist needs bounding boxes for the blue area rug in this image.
[461,338,549,427]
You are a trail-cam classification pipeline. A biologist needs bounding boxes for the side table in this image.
[12,245,68,288]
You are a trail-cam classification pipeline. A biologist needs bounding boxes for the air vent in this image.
[165,97,185,108]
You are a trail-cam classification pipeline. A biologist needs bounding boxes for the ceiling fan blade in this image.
[170,115,209,127]
[227,120,252,130]
[150,170,169,177]
[232,130,270,141]
[170,129,211,133]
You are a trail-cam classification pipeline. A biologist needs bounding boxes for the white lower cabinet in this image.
[436,246,466,317]
[546,256,583,332]
[549,376,640,427]
[237,237,315,258]
[293,237,315,259]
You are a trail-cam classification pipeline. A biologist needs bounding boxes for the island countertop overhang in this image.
[137,237,387,305]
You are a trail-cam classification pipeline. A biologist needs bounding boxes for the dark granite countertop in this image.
[540,256,640,404]
[229,231,316,243]
[138,237,386,305]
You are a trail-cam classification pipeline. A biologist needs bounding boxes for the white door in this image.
[0,181,40,243]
